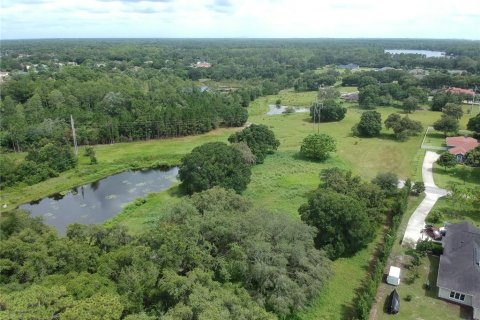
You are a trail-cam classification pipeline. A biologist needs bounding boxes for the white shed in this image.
[387,266,401,286]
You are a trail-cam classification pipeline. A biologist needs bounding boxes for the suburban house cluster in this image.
[437,222,480,319]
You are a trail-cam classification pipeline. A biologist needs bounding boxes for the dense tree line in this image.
[0,72,248,150]
[0,188,331,319]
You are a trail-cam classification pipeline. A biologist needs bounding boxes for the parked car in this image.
[388,289,400,314]
[425,225,442,240]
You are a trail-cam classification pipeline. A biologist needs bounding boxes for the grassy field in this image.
[371,194,472,320]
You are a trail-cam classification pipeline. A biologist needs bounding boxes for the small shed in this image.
[387,266,401,286]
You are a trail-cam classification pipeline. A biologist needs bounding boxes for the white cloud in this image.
[0,0,479,39]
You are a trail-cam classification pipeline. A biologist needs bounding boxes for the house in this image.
[437,222,480,319]
[191,61,212,68]
[338,63,359,70]
[446,136,479,162]
[445,87,475,97]
[341,92,359,102]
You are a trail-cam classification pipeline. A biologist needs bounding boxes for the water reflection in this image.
[20,167,179,234]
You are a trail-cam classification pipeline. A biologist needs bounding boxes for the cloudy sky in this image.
[1,0,479,39]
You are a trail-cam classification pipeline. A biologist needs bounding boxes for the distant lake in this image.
[19,167,179,234]
[385,49,446,58]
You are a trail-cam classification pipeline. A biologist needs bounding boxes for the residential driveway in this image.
[402,151,448,246]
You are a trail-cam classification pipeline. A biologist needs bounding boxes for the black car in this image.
[388,289,400,314]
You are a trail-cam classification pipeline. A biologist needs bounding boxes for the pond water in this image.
[385,49,446,58]
[267,105,310,115]
[19,167,179,234]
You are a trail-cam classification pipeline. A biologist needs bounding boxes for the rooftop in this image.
[446,136,479,155]
[445,87,476,96]
[437,222,480,309]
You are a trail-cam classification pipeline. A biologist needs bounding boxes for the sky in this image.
[1,0,479,40]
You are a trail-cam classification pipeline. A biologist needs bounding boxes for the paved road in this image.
[402,151,448,246]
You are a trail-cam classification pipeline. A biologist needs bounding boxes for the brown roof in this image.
[446,136,479,155]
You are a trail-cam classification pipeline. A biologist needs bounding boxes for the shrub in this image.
[300,133,336,161]
[411,181,425,195]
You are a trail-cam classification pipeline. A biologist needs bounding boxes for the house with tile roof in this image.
[446,136,479,162]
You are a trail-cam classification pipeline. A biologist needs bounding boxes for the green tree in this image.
[228,124,279,164]
[465,146,480,167]
[442,103,463,119]
[179,142,251,194]
[299,189,374,259]
[436,152,457,171]
[433,115,459,137]
[354,110,382,137]
[26,142,77,172]
[371,172,398,196]
[402,97,418,113]
[384,113,423,141]
[358,84,380,109]
[300,133,336,161]
[310,103,346,123]
[467,114,480,133]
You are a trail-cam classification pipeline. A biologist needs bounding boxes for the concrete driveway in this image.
[402,151,448,246]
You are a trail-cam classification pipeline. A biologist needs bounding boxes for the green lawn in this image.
[432,163,480,189]
[422,127,447,149]
[430,197,480,228]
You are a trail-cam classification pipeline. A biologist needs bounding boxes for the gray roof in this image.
[437,222,480,308]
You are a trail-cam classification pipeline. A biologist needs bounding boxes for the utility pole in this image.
[70,114,78,156]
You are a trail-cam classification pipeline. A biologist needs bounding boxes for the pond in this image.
[267,105,309,115]
[384,49,447,58]
[19,167,179,234]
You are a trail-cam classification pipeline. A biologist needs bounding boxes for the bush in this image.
[300,133,336,161]
[411,181,425,195]
[426,210,443,224]
[416,240,443,255]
